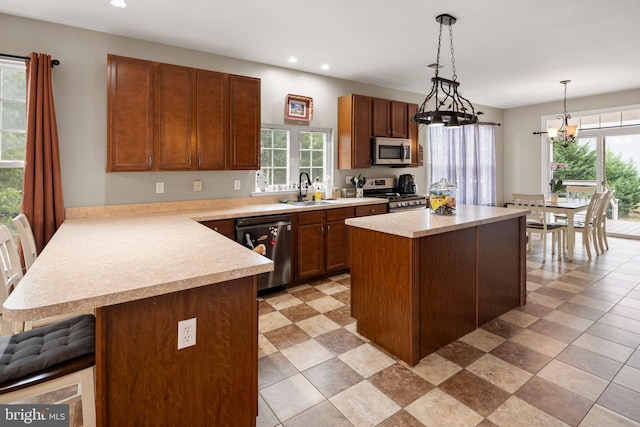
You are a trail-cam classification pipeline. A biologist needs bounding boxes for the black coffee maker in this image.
[397,174,417,194]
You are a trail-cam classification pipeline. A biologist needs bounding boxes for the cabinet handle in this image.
[391,129,395,135]
[198,155,202,167]
[149,156,152,167]
[188,156,192,166]
[213,227,219,231]
[387,128,391,135]
[321,225,324,235]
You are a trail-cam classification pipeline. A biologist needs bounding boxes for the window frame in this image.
[255,123,333,194]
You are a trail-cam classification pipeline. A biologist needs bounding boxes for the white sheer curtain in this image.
[429,124,496,206]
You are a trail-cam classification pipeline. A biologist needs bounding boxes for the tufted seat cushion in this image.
[0,314,95,385]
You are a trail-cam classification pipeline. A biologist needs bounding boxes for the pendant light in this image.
[534,80,579,148]
[413,14,479,129]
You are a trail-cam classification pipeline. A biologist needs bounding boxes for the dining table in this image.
[544,199,590,260]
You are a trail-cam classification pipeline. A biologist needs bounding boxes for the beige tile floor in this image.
[257,234,640,427]
[14,233,640,427]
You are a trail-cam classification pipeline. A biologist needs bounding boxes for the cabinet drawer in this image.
[297,211,324,226]
[355,204,387,217]
[326,207,355,222]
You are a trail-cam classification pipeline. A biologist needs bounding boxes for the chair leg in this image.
[584,229,592,259]
[542,233,547,263]
[80,366,97,427]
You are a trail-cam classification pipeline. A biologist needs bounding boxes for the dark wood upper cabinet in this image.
[157,63,193,170]
[338,94,418,170]
[107,55,260,172]
[228,75,261,170]
[338,94,373,169]
[107,55,154,172]
[195,70,227,170]
[372,99,409,138]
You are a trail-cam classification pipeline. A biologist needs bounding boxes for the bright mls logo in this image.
[1,405,68,426]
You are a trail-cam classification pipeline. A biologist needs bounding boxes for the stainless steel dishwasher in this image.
[236,214,292,293]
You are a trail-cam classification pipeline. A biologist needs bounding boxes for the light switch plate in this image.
[155,182,164,194]
[193,180,202,192]
[234,180,241,190]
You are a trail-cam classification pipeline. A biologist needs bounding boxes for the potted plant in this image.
[549,162,570,201]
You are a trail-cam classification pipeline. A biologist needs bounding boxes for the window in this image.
[0,59,26,229]
[256,124,332,192]
[428,124,497,206]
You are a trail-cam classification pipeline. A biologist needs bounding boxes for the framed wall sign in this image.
[285,94,313,121]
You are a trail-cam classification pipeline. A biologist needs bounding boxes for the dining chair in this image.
[12,214,38,273]
[511,193,566,262]
[596,190,614,253]
[565,185,596,202]
[0,225,23,335]
[568,191,605,259]
[0,314,96,427]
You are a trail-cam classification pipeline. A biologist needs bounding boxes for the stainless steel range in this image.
[362,177,428,213]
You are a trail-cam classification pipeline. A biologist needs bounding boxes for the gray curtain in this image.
[429,124,496,206]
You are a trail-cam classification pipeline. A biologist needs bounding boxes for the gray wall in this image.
[4,12,571,209]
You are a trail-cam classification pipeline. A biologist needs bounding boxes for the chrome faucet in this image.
[298,172,312,201]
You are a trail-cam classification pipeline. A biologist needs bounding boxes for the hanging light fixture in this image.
[548,80,578,148]
[413,14,479,129]
[533,80,578,148]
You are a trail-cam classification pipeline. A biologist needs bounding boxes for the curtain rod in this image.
[0,53,60,67]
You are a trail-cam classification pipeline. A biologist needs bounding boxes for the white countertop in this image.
[346,204,529,238]
[3,197,387,321]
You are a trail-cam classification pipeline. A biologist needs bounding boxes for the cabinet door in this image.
[372,98,391,137]
[326,219,350,271]
[326,207,354,272]
[352,95,373,168]
[157,64,193,170]
[195,70,227,170]
[107,55,154,172]
[297,223,325,280]
[228,75,260,170]
[390,101,409,138]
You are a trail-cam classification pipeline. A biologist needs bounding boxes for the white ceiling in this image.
[2,0,640,109]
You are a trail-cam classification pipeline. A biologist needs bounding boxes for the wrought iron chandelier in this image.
[534,80,578,148]
[413,14,479,128]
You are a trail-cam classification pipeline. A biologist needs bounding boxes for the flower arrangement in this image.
[549,162,570,193]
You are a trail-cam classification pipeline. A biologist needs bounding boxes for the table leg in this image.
[566,212,575,260]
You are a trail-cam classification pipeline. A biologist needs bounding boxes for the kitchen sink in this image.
[280,200,340,207]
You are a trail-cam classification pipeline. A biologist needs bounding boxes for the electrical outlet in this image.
[177,318,197,350]
[155,182,164,194]
[193,180,202,192]
[234,180,241,190]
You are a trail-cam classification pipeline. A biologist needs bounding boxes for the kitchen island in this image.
[345,205,528,366]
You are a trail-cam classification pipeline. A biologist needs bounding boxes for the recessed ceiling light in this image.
[288,57,298,63]
[321,64,330,70]
[110,0,127,7]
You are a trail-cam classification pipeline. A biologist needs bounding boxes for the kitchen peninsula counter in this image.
[346,205,528,366]
[2,195,386,426]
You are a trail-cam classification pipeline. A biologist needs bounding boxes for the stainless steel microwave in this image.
[371,137,411,166]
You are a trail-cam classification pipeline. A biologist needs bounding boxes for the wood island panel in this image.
[418,227,477,356]
[350,229,419,363]
[96,276,257,427]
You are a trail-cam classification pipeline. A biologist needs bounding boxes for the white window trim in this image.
[253,123,333,196]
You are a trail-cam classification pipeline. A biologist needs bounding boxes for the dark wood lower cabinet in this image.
[96,276,257,426]
[350,217,525,366]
